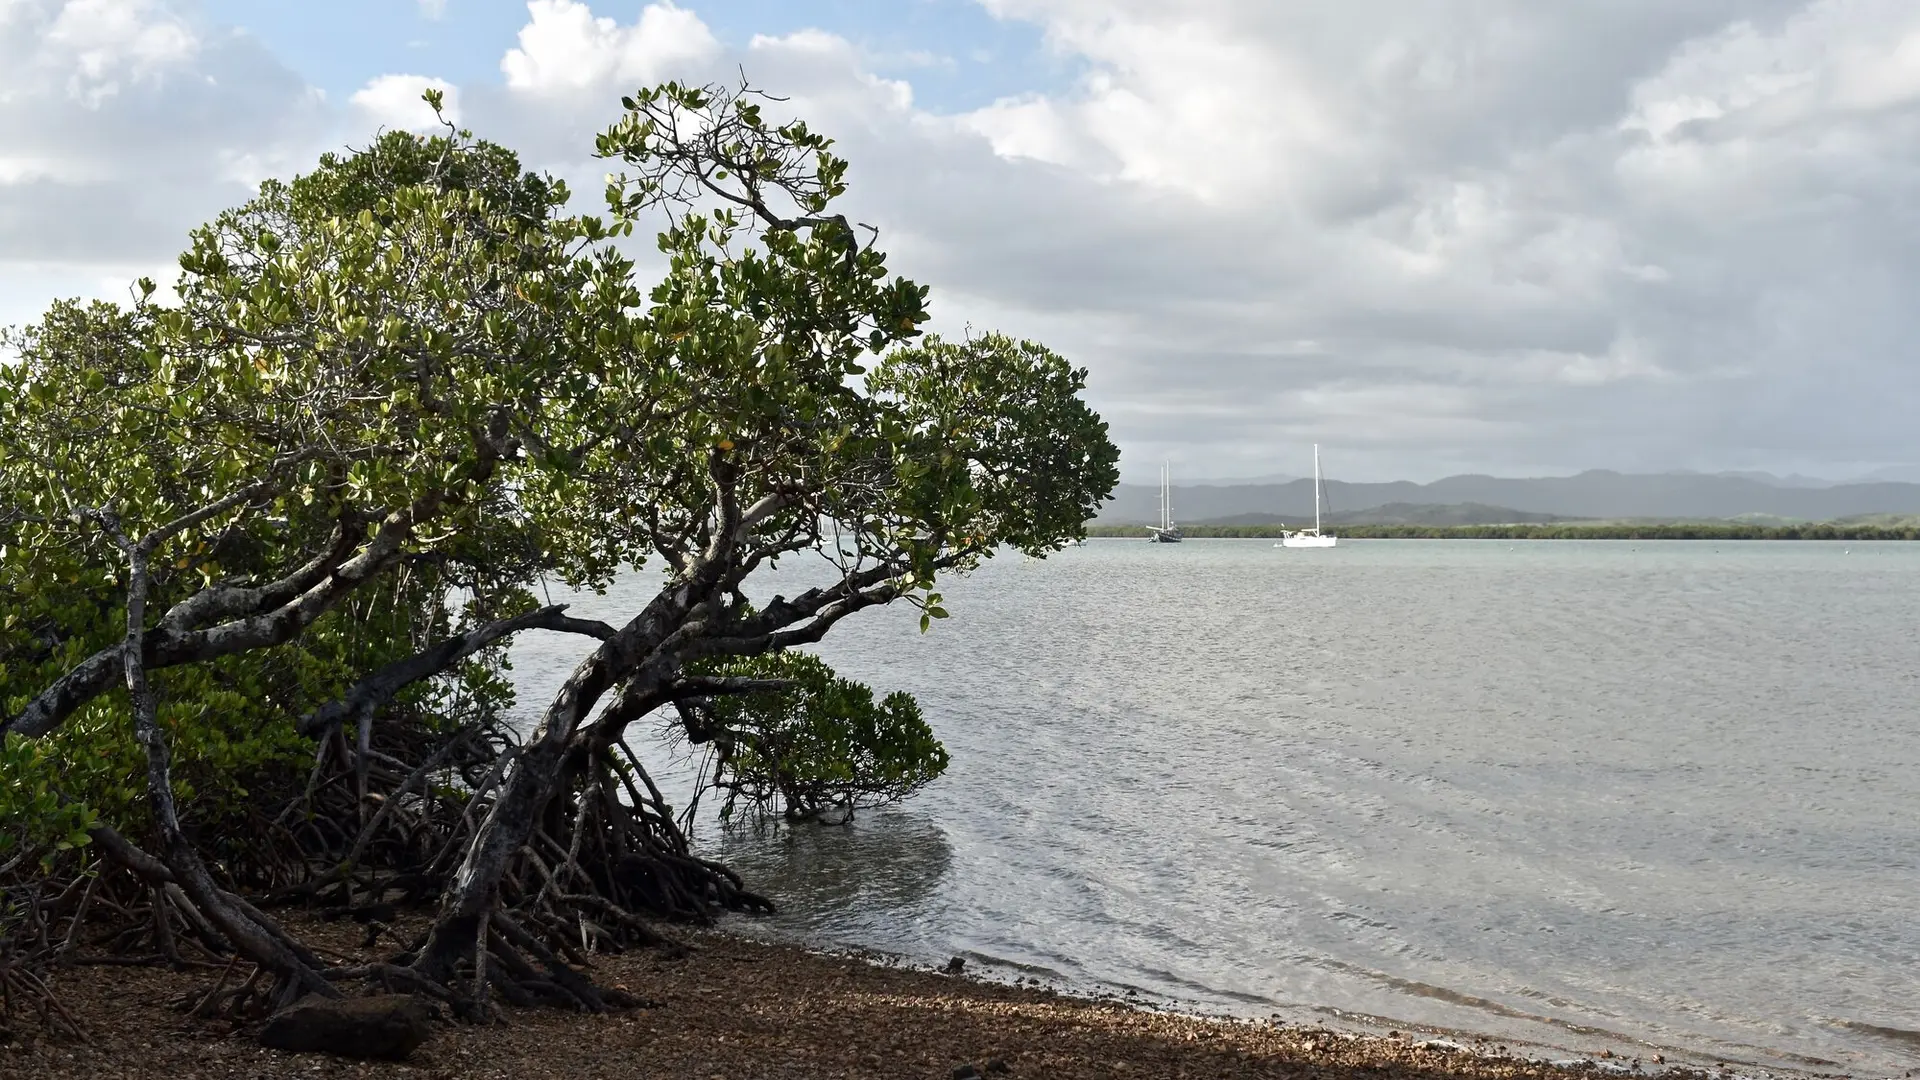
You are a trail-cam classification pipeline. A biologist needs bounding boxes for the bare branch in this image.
[298,604,616,738]
[5,494,441,739]
[159,517,364,632]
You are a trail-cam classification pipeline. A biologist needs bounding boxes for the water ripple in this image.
[509,539,1920,1075]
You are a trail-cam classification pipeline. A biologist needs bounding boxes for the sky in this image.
[4,1,1919,484]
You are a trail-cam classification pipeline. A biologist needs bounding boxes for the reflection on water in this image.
[509,540,1920,1077]
[700,808,955,939]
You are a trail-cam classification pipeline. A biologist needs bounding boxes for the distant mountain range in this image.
[1095,470,1920,525]
[1205,502,1569,527]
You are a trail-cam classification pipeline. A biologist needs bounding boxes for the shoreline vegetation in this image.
[1,80,1120,1043]
[10,916,1732,1080]
[1087,522,1920,540]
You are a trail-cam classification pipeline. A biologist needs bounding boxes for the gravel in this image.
[7,922,1708,1080]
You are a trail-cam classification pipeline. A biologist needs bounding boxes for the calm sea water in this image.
[507,540,1920,1076]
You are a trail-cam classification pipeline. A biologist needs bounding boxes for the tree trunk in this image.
[407,576,744,1002]
[102,514,337,1007]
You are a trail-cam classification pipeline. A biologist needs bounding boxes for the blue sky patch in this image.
[192,0,1082,114]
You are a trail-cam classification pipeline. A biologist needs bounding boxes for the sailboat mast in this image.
[1165,462,1173,529]
[1313,444,1322,533]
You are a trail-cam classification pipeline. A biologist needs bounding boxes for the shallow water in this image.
[507,539,1920,1076]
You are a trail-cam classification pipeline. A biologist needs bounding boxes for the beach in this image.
[7,921,1708,1080]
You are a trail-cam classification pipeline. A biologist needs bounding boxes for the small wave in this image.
[1312,957,1622,1034]
[1834,1019,1920,1048]
[1130,966,1279,1008]
[1309,959,1847,1071]
[955,948,1075,982]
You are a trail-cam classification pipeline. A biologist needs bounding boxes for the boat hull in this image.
[1277,533,1337,548]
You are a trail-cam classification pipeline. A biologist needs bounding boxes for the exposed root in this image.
[1,961,88,1040]
[4,709,768,1032]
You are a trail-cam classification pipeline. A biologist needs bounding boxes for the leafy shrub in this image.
[694,651,948,823]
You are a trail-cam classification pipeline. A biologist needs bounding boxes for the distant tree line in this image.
[1086,523,1920,540]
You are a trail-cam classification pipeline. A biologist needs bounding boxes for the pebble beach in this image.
[8,920,1751,1080]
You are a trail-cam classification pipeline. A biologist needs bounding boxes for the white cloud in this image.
[960,93,1106,172]
[10,0,1920,481]
[914,0,1920,477]
[499,0,718,93]
[0,0,330,288]
[418,0,448,20]
[745,29,915,110]
[352,74,460,130]
[41,0,197,106]
[961,14,1340,205]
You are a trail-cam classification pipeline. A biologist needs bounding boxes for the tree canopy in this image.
[0,82,1117,1018]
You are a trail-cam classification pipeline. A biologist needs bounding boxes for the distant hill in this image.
[1202,502,1567,527]
[1095,470,1920,524]
[1831,513,1920,528]
[1698,470,1836,489]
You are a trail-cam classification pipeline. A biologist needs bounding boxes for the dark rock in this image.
[257,993,438,1060]
[943,955,966,975]
[986,1058,1012,1074]
[952,1065,984,1080]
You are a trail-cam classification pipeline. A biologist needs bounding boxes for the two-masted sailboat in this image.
[1146,462,1183,543]
[1276,444,1337,549]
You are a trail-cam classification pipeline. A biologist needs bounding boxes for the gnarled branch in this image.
[298,604,617,738]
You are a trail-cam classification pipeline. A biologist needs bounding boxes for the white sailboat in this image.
[1146,462,1183,543]
[1277,444,1337,549]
